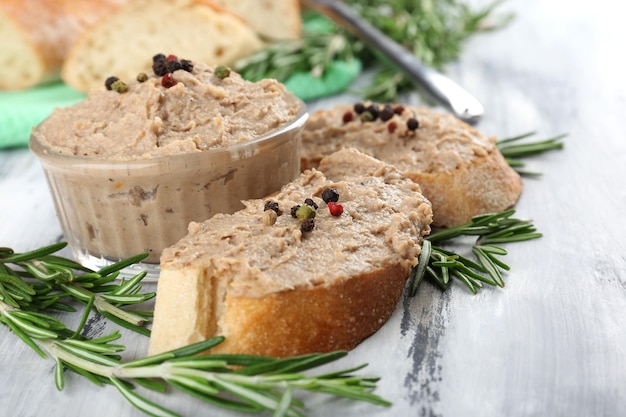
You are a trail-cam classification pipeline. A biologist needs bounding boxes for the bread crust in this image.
[301,104,523,227]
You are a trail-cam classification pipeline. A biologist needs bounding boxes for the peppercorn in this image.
[214,65,231,79]
[152,54,168,76]
[161,73,177,88]
[290,205,301,218]
[353,102,366,114]
[110,79,128,93]
[264,200,280,214]
[304,198,318,210]
[166,54,178,62]
[262,209,278,226]
[380,105,394,121]
[300,218,315,233]
[321,188,339,203]
[407,117,419,131]
[167,59,183,73]
[360,111,375,122]
[342,111,354,124]
[181,59,194,72]
[136,72,148,83]
[295,204,316,220]
[366,104,379,120]
[387,121,398,134]
[394,105,405,115]
[105,76,119,90]
[328,201,344,217]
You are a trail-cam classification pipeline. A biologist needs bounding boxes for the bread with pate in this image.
[300,103,523,228]
[149,148,433,357]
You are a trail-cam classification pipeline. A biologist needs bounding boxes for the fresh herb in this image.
[497,131,567,176]
[408,210,542,295]
[235,0,513,101]
[1,243,390,417]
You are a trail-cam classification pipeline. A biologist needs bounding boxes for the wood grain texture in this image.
[1,0,625,415]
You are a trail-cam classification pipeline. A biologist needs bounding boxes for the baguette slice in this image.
[211,0,301,40]
[62,0,264,92]
[301,104,523,227]
[0,0,123,90]
[149,148,433,357]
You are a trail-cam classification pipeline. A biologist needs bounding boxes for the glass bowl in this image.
[30,101,308,278]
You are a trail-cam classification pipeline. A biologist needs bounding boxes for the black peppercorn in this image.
[321,188,339,203]
[181,59,194,72]
[167,59,183,73]
[304,198,318,210]
[380,105,394,121]
[300,218,315,233]
[353,102,366,114]
[290,205,301,218]
[407,117,419,131]
[264,200,280,214]
[105,76,119,90]
[152,58,168,76]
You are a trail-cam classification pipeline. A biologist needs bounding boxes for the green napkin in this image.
[284,59,361,101]
[0,83,85,149]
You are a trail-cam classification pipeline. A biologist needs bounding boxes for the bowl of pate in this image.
[30,56,308,276]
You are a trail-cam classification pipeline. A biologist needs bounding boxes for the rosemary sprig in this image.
[235,0,512,101]
[497,131,566,176]
[0,242,154,336]
[408,210,542,295]
[1,244,390,416]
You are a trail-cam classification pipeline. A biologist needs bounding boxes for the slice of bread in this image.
[301,103,523,227]
[149,148,433,357]
[61,0,264,92]
[211,0,301,40]
[0,0,123,90]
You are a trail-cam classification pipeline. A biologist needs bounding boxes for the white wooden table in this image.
[1,0,625,415]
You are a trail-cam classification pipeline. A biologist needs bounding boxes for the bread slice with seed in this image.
[61,0,264,92]
[149,148,432,357]
[301,104,523,227]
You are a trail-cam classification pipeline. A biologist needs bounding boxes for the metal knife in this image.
[303,0,484,124]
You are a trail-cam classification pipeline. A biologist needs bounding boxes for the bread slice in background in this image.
[0,0,124,90]
[301,104,523,228]
[61,0,264,92]
[149,148,433,357]
[211,0,301,40]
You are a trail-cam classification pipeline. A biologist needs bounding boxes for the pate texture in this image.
[35,62,299,160]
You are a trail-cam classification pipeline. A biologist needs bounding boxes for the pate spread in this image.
[301,103,495,173]
[30,60,305,267]
[35,63,299,159]
[160,149,433,298]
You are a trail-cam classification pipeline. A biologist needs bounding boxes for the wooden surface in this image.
[1,0,625,415]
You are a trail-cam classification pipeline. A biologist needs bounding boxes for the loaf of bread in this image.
[0,0,124,90]
[211,0,301,40]
[301,103,523,227]
[149,148,433,357]
[61,0,264,92]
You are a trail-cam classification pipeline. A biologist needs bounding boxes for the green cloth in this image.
[284,59,362,101]
[0,83,85,149]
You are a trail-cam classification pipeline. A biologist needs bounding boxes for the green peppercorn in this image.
[110,79,128,93]
[136,72,148,83]
[300,218,315,233]
[296,204,316,220]
[214,65,231,79]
